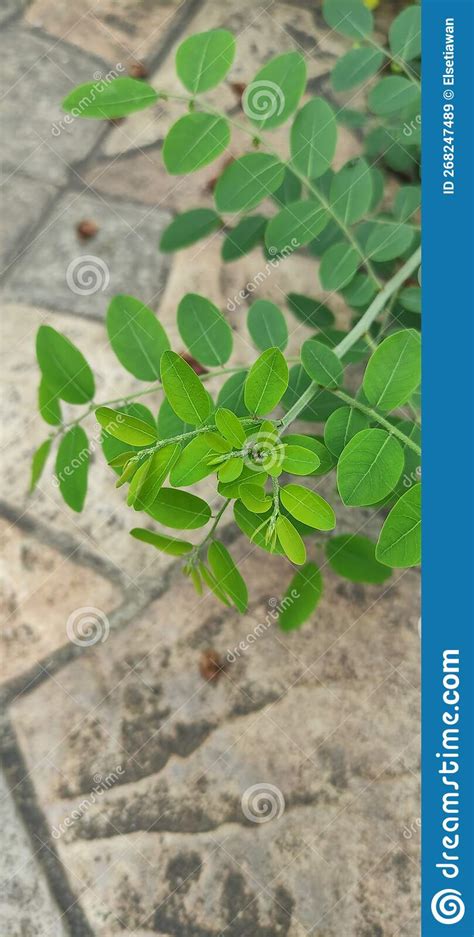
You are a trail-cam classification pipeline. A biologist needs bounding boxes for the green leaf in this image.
[160,209,221,252]
[38,378,61,426]
[389,6,421,62]
[326,534,392,583]
[55,426,89,512]
[215,154,285,213]
[130,528,193,556]
[243,52,306,130]
[272,168,302,206]
[208,541,248,612]
[96,406,158,446]
[399,287,421,313]
[217,371,248,415]
[247,300,288,352]
[376,483,421,567]
[369,77,420,116]
[279,562,323,630]
[157,398,194,440]
[130,444,180,509]
[199,563,232,606]
[30,439,52,493]
[366,222,414,261]
[265,201,328,254]
[160,351,212,426]
[102,403,156,472]
[218,457,244,483]
[276,516,306,565]
[282,364,344,421]
[280,483,335,530]
[239,484,272,514]
[219,464,266,499]
[177,293,232,366]
[287,294,335,329]
[148,488,211,529]
[221,215,267,261]
[337,428,404,506]
[290,98,337,180]
[170,432,228,486]
[342,273,376,309]
[323,0,373,37]
[215,408,246,447]
[106,295,170,381]
[281,445,320,476]
[394,185,421,221]
[324,406,370,457]
[163,113,230,174]
[363,330,421,411]
[319,243,359,291]
[176,29,236,93]
[62,77,158,119]
[301,339,343,388]
[330,158,373,225]
[36,325,95,404]
[244,347,288,415]
[331,47,383,91]
[282,434,334,476]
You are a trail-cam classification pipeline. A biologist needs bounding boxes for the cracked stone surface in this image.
[1,1,420,934]
[0,518,121,686]
[11,543,420,936]
[1,190,171,318]
[0,172,58,274]
[0,26,107,184]
[0,769,68,937]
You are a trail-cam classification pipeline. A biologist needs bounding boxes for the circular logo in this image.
[66,607,110,647]
[431,889,465,925]
[241,783,285,823]
[66,255,110,295]
[242,80,285,121]
[242,430,284,475]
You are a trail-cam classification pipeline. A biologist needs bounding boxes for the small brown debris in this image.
[128,61,149,80]
[180,353,208,376]
[229,82,246,106]
[108,117,126,126]
[205,156,235,194]
[199,649,226,684]
[76,219,98,239]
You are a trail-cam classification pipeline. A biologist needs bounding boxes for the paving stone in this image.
[0,769,68,937]
[0,518,121,686]
[11,541,420,936]
[25,0,185,66]
[1,190,171,318]
[0,0,27,25]
[0,172,58,274]
[0,302,181,583]
[0,26,107,185]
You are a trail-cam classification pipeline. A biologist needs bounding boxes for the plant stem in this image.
[363,34,421,88]
[333,389,421,454]
[188,498,231,564]
[333,244,421,358]
[289,166,383,288]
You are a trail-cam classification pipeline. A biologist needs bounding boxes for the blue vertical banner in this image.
[423,0,474,934]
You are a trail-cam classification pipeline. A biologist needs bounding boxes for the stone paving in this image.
[0,1,420,935]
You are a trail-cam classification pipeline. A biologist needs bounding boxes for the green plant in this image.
[32,0,421,630]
